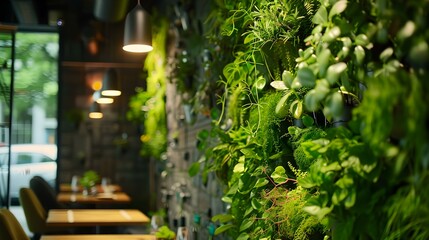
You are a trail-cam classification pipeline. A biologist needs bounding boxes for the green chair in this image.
[19,188,71,240]
[0,208,30,240]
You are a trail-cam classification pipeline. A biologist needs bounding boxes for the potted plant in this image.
[79,170,100,196]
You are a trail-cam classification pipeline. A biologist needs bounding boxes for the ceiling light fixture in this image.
[89,102,103,119]
[93,91,114,104]
[101,68,121,97]
[122,0,153,53]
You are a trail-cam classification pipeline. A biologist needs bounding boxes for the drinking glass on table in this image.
[101,177,112,194]
[71,175,80,192]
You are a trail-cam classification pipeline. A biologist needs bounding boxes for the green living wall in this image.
[192,0,429,239]
[130,0,429,239]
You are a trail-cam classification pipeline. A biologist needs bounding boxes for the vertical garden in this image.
[131,0,429,239]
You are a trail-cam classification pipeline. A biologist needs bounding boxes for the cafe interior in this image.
[1,0,429,240]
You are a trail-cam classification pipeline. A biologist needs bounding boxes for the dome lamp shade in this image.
[93,91,114,104]
[101,68,121,97]
[89,102,103,119]
[122,0,153,53]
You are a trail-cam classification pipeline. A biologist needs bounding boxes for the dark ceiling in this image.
[0,0,173,64]
[0,0,158,27]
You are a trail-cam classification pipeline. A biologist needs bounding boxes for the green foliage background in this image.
[131,0,429,239]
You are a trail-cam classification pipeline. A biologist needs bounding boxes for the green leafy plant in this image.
[288,124,327,171]
[79,170,100,189]
[192,0,329,239]
[155,225,176,240]
[127,17,168,159]
[185,0,429,239]
[292,0,429,239]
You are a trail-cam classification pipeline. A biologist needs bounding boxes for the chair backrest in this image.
[19,188,48,234]
[30,176,64,211]
[0,208,30,240]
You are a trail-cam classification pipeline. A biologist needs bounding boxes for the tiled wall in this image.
[160,24,227,238]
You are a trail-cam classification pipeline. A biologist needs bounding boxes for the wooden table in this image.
[46,209,150,227]
[57,192,131,204]
[41,235,156,240]
[60,184,122,193]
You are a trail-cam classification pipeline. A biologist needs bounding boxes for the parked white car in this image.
[0,144,57,200]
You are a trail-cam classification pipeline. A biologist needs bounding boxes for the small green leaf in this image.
[275,91,294,118]
[380,47,394,62]
[304,90,320,111]
[297,67,316,88]
[317,48,332,77]
[354,45,365,65]
[298,175,317,188]
[282,70,294,88]
[332,187,348,205]
[237,233,250,240]
[298,48,304,57]
[312,25,323,34]
[254,178,269,188]
[344,188,356,208]
[337,46,350,60]
[215,224,234,235]
[233,162,245,173]
[291,77,303,89]
[188,162,200,177]
[239,219,254,232]
[322,26,341,43]
[270,80,288,90]
[302,115,315,127]
[243,33,255,44]
[326,62,347,85]
[212,214,233,223]
[329,0,347,19]
[240,149,261,160]
[355,34,369,47]
[238,173,252,194]
[268,151,284,160]
[313,6,328,24]
[221,196,232,203]
[271,166,288,184]
[290,100,303,119]
[251,198,262,210]
[323,91,344,120]
[304,81,329,112]
[243,207,254,217]
[253,76,266,90]
[321,162,342,172]
[303,205,333,220]
[341,37,352,47]
[303,47,314,59]
[397,21,416,40]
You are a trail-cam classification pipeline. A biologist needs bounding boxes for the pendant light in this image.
[89,102,103,119]
[101,68,121,97]
[93,90,114,104]
[122,0,153,53]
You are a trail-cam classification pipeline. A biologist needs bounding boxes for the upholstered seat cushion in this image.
[0,208,30,240]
